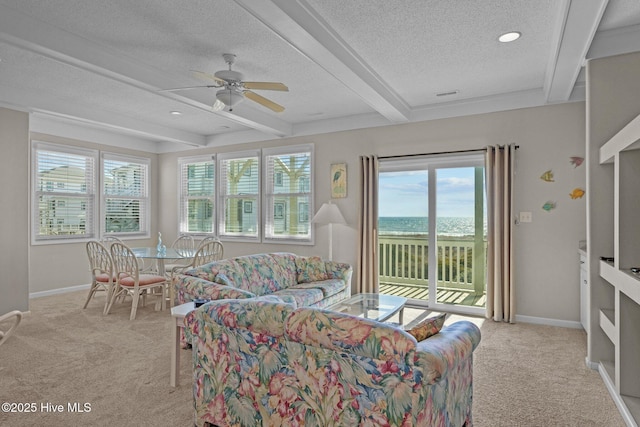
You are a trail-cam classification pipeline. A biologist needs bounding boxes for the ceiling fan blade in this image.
[244,90,285,113]
[158,85,219,92]
[243,81,289,91]
[191,70,227,84]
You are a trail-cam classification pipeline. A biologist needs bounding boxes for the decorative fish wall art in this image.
[570,188,585,199]
[540,170,554,182]
[542,201,556,212]
[569,156,584,168]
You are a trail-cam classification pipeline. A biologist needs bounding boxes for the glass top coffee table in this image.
[328,293,407,324]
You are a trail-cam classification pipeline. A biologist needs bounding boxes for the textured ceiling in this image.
[1,0,640,152]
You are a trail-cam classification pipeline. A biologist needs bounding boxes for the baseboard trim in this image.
[30,283,90,299]
[598,363,638,427]
[585,357,599,370]
[515,314,583,329]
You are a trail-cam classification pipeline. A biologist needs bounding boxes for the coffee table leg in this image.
[171,321,180,387]
[399,307,404,326]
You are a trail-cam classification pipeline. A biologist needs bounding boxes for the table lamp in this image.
[311,201,346,260]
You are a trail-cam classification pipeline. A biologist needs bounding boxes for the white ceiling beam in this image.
[544,0,609,103]
[587,23,640,60]
[234,0,410,123]
[0,3,291,138]
[0,84,207,146]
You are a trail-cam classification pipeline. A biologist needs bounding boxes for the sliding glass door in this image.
[378,153,486,315]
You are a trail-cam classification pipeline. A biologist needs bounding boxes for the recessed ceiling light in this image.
[170,111,182,115]
[498,31,521,43]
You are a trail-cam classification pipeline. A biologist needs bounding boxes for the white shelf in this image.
[600,113,640,164]
[600,260,617,282]
[601,262,640,307]
[599,309,616,344]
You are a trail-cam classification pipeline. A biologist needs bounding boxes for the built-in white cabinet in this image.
[596,113,640,426]
[579,249,589,333]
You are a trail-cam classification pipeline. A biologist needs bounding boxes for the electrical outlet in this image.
[519,212,532,223]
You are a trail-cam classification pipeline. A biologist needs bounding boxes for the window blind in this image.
[32,142,97,242]
[102,153,149,236]
[263,144,313,243]
[218,150,260,240]
[179,156,215,233]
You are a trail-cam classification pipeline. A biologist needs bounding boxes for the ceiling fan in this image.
[162,53,288,113]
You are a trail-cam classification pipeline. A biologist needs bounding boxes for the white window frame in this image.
[31,141,98,244]
[263,144,314,244]
[178,155,216,235]
[101,152,150,238]
[218,150,261,242]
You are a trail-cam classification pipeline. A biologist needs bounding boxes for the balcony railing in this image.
[378,235,487,306]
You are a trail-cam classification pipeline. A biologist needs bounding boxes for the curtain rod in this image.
[379,145,519,160]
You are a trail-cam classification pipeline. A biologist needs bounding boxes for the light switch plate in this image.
[519,212,532,223]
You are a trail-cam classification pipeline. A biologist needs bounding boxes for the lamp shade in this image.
[312,202,346,225]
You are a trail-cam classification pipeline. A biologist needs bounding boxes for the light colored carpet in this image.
[0,291,624,426]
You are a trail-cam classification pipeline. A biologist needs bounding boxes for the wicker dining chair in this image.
[163,234,196,277]
[83,240,115,315]
[0,310,22,348]
[107,242,167,320]
[169,239,224,305]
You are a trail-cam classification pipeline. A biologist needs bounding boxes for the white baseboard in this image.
[515,314,583,329]
[30,283,90,299]
[585,357,599,370]
[598,363,638,427]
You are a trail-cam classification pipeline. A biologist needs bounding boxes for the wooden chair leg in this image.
[83,284,97,309]
[130,291,140,321]
[102,285,112,315]
[105,286,120,315]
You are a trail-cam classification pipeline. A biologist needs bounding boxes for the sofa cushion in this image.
[273,287,325,307]
[289,278,345,298]
[189,296,295,339]
[295,255,328,283]
[267,253,299,289]
[406,313,447,342]
[185,258,240,283]
[174,275,256,300]
[285,308,416,363]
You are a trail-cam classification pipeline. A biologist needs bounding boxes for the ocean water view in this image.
[378,217,486,237]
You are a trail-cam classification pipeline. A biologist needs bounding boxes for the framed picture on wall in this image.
[330,163,347,198]
[243,201,253,214]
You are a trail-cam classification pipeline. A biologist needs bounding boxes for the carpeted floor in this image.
[0,291,625,427]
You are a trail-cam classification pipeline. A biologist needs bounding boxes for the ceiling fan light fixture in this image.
[212,99,225,112]
[215,88,245,110]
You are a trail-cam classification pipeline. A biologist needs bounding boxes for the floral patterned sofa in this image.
[185,297,482,427]
[172,252,352,308]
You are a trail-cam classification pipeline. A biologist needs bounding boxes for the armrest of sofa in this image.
[172,274,256,305]
[413,320,481,385]
[325,261,353,282]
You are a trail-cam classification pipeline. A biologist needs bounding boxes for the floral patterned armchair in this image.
[185,297,481,427]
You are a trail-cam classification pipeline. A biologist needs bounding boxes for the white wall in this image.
[159,102,587,324]
[0,108,29,313]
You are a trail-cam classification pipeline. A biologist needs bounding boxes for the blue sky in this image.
[378,167,481,217]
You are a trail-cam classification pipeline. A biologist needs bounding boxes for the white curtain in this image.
[357,155,379,294]
[485,145,516,323]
